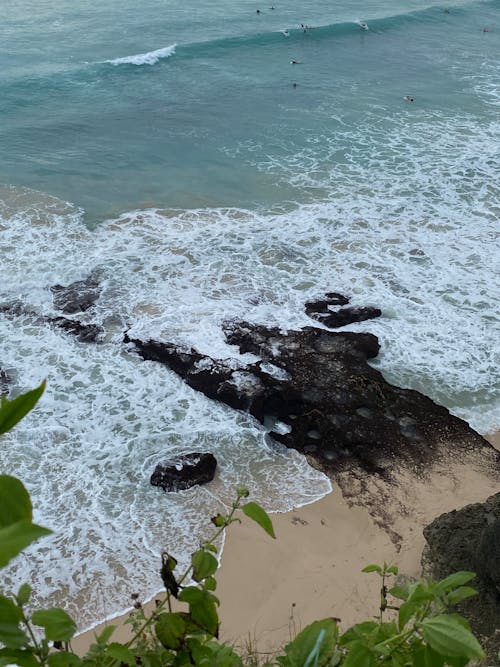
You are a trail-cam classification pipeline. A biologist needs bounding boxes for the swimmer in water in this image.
[444,8,450,13]
[482,27,492,32]
[290,60,302,64]
[403,95,415,102]
[256,9,261,14]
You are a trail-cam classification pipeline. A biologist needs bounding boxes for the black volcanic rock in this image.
[125,320,496,480]
[317,306,382,329]
[423,493,500,658]
[0,368,12,395]
[305,293,349,316]
[150,453,217,492]
[50,276,101,314]
[0,301,103,343]
[50,317,103,343]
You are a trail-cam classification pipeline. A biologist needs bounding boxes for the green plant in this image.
[275,562,484,667]
[0,385,487,667]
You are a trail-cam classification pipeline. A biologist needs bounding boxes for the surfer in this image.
[290,60,302,64]
[403,95,415,102]
[358,21,369,30]
[282,29,290,37]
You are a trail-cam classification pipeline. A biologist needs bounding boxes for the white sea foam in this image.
[105,44,176,66]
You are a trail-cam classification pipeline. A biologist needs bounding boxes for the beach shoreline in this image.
[71,429,500,655]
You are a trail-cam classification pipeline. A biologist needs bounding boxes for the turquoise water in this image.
[0,0,499,629]
[2,0,498,217]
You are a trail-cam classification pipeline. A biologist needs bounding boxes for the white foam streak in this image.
[105,44,176,66]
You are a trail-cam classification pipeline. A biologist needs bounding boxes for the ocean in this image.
[0,0,499,630]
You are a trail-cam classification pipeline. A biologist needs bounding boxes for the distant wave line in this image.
[104,44,177,66]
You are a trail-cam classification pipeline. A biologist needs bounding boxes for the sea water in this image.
[0,0,498,629]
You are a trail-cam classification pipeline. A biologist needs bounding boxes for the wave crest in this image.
[105,44,176,66]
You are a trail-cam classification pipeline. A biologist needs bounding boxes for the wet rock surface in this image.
[0,302,103,343]
[50,275,101,314]
[150,452,217,492]
[305,293,381,328]
[0,368,12,395]
[423,493,500,658]
[125,318,496,480]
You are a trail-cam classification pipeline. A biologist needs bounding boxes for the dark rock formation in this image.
[477,518,500,602]
[50,275,101,314]
[125,320,496,480]
[305,293,381,328]
[423,493,500,658]
[0,368,12,395]
[0,302,103,343]
[125,294,499,544]
[49,317,103,343]
[150,453,217,492]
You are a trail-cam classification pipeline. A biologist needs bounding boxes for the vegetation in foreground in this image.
[0,384,487,666]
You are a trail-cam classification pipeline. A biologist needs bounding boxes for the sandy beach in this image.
[72,431,500,656]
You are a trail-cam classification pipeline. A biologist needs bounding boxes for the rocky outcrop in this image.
[422,493,500,658]
[125,320,496,479]
[305,293,381,328]
[125,295,500,544]
[150,453,217,492]
[50,275,101,314]
[0,302,103,343]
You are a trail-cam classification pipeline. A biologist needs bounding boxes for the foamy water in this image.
[0,0,499,631]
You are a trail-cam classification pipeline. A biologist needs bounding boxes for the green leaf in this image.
[211,514,225,528]
[422,615,484,659]
[155,613,186,650]
[0,648,39,667]
[340,622,378,646]
[192,549,219,582]
[0,521,52,568]
[388,585,409,601]
[241,502,275,539]
[204,576,217,591]
[282,619,337,667]
[0,476,33,528]
[204,543,218,554]
[47,653,81,667]
[178,587,219,637]
[398,601,418,631]
[206,641,244,667]
[386,566,399,575]
[446,587,477,605]
[434,572,476,594]
[0,596,22,623]
[0,382,45,435]
[0,625,29,650]
[15,585,32,607]
[342,641,376,667]
[106,642,136,665]
[361,565,382,574]
[413,645,445,667]
[31,608,77,642]
[0,596,29,649]
[94,624,116,645]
